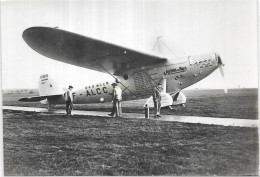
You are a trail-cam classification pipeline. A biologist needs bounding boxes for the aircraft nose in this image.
[216,53,228,93]
[216,53,224,66]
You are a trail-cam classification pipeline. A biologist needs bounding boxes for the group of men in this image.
[64,81,163,118]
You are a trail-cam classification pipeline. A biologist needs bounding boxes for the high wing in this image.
[23,27,167,75]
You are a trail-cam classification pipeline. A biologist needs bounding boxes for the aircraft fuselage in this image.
[46,52,219,105]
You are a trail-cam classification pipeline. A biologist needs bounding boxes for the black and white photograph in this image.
[1,0,258,175]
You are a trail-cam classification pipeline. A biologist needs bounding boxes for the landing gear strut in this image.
[168,104,185,109]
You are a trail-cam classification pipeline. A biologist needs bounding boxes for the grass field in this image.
[3,88,258,119]
[3,110,258,176]
[3,88,259,175]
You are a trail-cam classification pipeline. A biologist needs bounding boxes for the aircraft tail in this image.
[39,74,64,96]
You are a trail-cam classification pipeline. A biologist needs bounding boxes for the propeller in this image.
[217,55,228,93]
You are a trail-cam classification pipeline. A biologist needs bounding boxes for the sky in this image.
[1,0,258,90]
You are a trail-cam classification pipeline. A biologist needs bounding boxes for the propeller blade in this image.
[217,55,228,94]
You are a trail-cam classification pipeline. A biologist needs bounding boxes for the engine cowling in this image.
[144,92,172,108]
[170,91,186,106]
[144,91,186,108]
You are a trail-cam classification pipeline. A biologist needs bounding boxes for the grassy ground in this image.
[3,109,258,176]
[3,89,259,175]
[3,89,258,119]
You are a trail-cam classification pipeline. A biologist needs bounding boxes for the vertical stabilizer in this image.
[39,74,63,96]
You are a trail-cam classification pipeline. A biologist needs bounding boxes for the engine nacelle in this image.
[40,98,48,105]
[170,91,186,106]
[144,91,186,108]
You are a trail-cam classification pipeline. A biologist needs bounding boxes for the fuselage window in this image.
[123,74,129,80]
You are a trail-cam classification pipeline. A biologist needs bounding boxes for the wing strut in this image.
[141,70,166,94]
[152,36,178,58]
[143,71,159,86]
[94,58,140,100]
[142,71,166,90]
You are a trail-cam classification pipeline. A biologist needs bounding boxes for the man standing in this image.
[64,85,74,115]
[152,83,162,118]
[108,82,122,117]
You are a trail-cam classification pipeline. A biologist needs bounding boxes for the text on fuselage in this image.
[86,87,108,96]
[164,67,187,75]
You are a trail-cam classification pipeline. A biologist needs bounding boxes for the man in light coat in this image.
[108,82,122,117]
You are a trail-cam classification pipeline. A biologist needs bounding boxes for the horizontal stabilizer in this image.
[18,94,63,102]
[19,96,47,102]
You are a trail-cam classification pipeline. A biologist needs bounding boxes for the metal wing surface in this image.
[23,27,167,75]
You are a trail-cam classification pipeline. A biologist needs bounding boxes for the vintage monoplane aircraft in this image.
[19,26,227,109]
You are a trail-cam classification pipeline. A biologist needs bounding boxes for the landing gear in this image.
[168,103,185,109]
